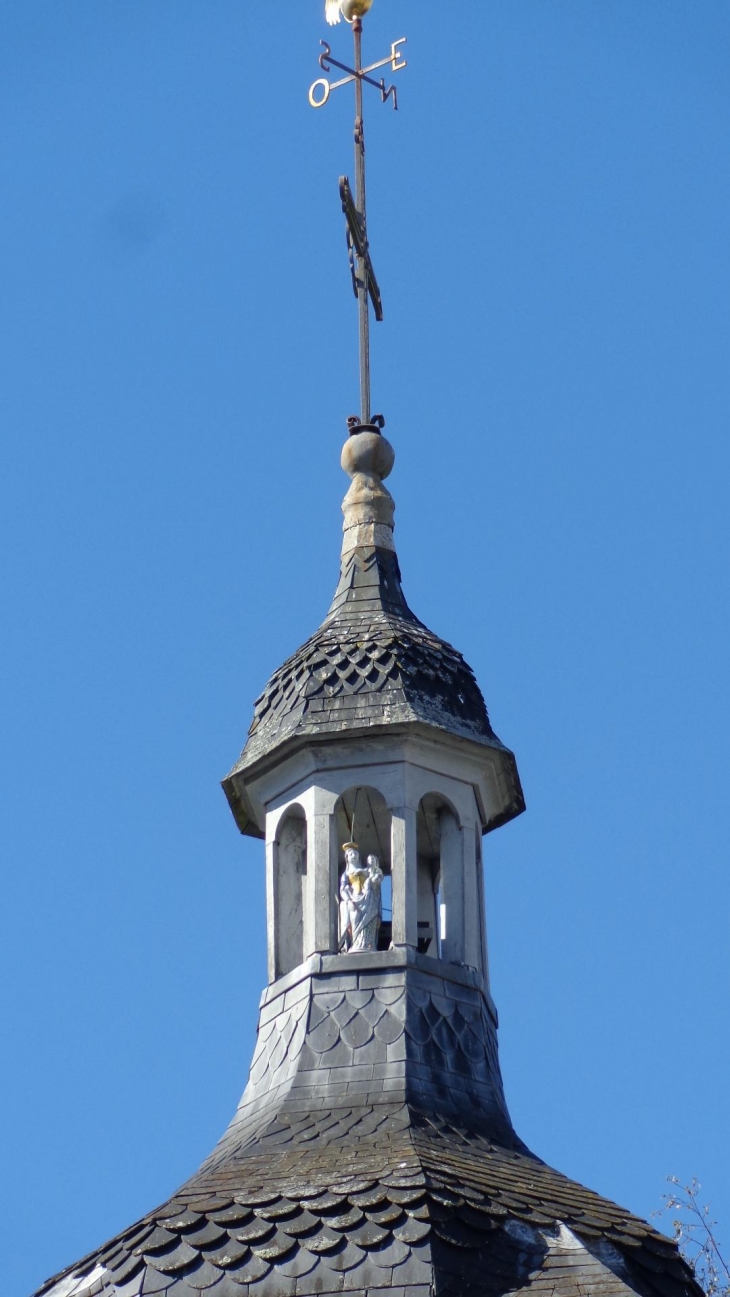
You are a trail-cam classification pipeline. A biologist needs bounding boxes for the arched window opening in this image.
[334,787,392,952]
[274,807,307,979]
[417,794,457,957]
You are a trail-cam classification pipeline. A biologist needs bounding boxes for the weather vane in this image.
[309,0,407,428]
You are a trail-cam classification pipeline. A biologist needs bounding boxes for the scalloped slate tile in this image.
[340,1016,374,1050]
[374,1013,404,1045]
[141,1267,175,1293]
[147,1241,200,1275]
[228,1255,271,1284]
[307,1018,340,1055]
[393,1217,430,1245]
[324,1242,366,1274]
[183,1259,225,1290]
[234,1221,276,1245]
[209,1244,250,1270]
[298,1228,343,1256]
[251,1232,297,1263]
[107,1253,145,1286]
[137,1228,178,1257]
[157,1211,203,1234]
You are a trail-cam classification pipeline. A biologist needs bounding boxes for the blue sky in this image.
[2,4,728,1295]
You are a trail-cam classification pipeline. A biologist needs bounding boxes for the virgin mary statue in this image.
[339,844,383,952]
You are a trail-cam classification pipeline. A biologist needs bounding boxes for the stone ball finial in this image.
[341,427,395,482]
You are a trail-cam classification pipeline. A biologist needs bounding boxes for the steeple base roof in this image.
[37,957,699,1297]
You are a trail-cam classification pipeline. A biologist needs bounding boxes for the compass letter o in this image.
[309,78,331,109]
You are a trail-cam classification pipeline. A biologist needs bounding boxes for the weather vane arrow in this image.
[309,0,407,428]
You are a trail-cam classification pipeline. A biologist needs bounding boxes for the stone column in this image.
[265,838,277,985]
[304,812,335,959]
[391,806,418,949]
[462,822,482,973]
[476,829,490,986]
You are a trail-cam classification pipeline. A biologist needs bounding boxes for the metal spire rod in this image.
[309,15,407,427]
[352,18,371,425]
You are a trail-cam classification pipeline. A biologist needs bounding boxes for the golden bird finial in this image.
[325,0,374,26]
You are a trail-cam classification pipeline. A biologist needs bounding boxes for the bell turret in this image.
[223,423,524,989]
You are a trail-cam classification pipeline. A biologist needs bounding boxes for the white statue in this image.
[339,843,383,952]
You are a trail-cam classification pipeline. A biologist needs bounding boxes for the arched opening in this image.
[273,806,307,978]
[334,787,392,952]
[418,794,463,962]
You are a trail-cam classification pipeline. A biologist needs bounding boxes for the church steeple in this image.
[31,11,703,1297]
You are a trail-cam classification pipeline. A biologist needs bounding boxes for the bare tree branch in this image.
[657,1179,730,1297]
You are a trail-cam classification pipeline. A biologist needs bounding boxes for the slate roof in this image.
[37,1119,699,1297]
[35,957,700,1297]
[224,536,521,806]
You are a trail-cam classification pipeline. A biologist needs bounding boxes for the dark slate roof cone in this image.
[34,424,702,1297]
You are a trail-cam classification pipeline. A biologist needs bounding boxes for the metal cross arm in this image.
[340,176,383,321]
[309,38,407,109]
